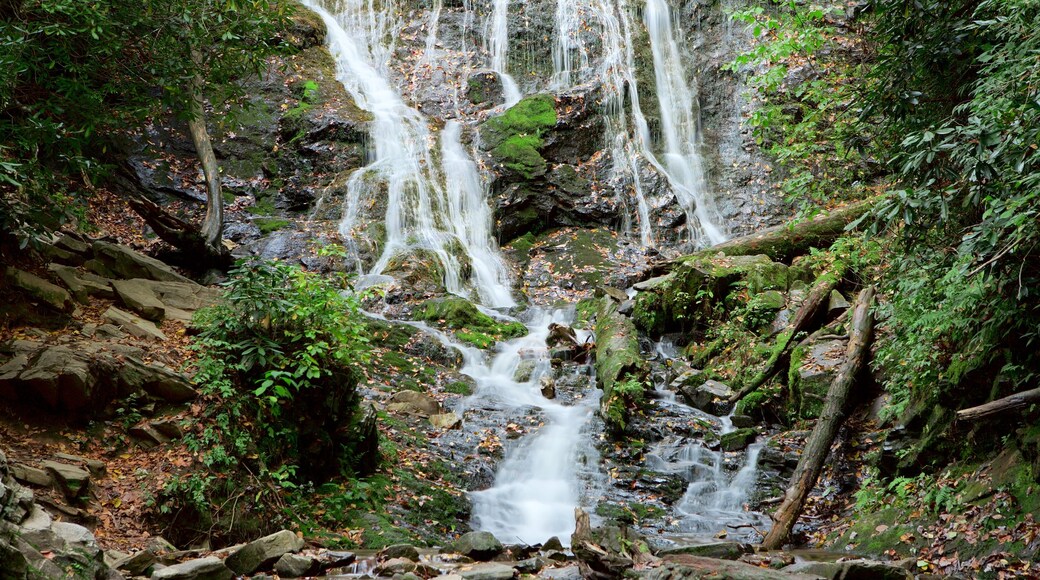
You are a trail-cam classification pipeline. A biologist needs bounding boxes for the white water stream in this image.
[307,0,758,547]
[550,0,726,246]
[307,0,514,308]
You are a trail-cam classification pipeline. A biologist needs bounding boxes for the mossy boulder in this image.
[467,70,504,107]
[632,254,789,336]
[719,428,757,452]
[481,94,557,180]
[384,249,447,297]
[413,297,526,348]
[594,297,649,435]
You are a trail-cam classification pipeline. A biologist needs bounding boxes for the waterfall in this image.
[464,309,603,545]
[305,0,515,308]
[644,0,726,245]
[550,0,727,247]
[487,0,523,105]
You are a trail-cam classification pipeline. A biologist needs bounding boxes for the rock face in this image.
[0,338,195,415]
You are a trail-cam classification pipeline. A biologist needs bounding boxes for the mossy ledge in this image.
[412,296,526,348]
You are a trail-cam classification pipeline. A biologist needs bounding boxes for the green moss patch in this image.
[480,94,557,179]
[413,296,527,348]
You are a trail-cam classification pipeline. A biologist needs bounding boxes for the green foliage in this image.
[158,259,371,543]
[852,0,1040,432]
[0,0,292,242]
[604,376,647,434]
[728,1,876,210]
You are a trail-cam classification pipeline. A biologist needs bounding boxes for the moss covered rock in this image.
[594,297,649,435]
[412,297,526,348]
[480,94,557,180]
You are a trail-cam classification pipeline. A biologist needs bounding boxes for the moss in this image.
[366,319,419,349]
[575,297,598,329]
[255,218,291,234]
[413,297,527,347]
[595,501,664,525]
[444,381,473,396]
[247,197,277,216]
[481,94,556,179]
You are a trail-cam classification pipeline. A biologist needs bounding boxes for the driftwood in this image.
[956,388,1040,422]
[761,286,875,550]
[124,194,230,268]
[703,200,875,263]
[729,268,845,404]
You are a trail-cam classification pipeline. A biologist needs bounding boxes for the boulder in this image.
[719,428,757,452]
[41,460,90,501]
[540,377,556,399]
[4,267,73,312]
[459,562,516,580]
[429,412,462,430]
[19,346,100,412]
[374,557,416,576]
[10,463,53,487]
[648,556,820,580]
[119,357,196,402]
[681,380,735,415]
[151,556,232,580]
[783,559,912,580]
[452,531,504,561]
[92,241,194,284]
[388,391,440,416]
[104,307,167,341]
[275,553,319,577]
[112,279,167,322]
[468,70,504,107]
[114,550,159,576]
[379,543,420,561]
[224,529,304,575]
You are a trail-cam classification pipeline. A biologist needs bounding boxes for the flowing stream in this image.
[306,0,759,547]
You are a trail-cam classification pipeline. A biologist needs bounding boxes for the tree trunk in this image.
[186,55,223,253]
[696,200,875,263]
[956,388,1040,422]
[730,268,844,404]
[761,286,875,550]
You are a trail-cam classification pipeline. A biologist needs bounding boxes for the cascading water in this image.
[487,0,523,105]
[549,0,727,247]
[305,0,514,308]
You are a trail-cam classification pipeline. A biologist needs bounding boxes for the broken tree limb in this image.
[761,286,875,550]
[695,199,876,263]
[956,387,1040,422]
[729,267,845,404]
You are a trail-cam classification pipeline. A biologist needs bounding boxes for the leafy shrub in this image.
[156,259,373,544]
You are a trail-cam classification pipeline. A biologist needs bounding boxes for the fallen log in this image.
[695,200,875,263]
[729,267,845,404]
[956,387,1040,422]
[761,285,875,550]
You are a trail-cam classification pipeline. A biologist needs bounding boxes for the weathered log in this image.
[730,268,845,404]
[956,388,1040,422]
[696,200,875,263]
[187,50,224,253]
[761,286,875,550]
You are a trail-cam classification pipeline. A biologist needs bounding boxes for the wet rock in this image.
[388,391,441,416]
[452,531,504,561]
[730,415,756,429]
[649,555,820,580]
[430,412,462,430]
[542,536,564,551]
[93,241,194,284]
[4,267,74,312]
[540,377,556,399]
[513,360,537,382]
[380,543,420,561]
[317,550,356,570]
[112,279,167,321]
[104,306,167,341]
[151,556,232,580]
[657,542,752,561]
[514,556,547,574]
[719,428,757,452]
[275,553,319,577]
[458,562,515,580]
[468,70,504,107]
[224,529,304,575]
[680,380,735,415]
[375,557,416,576]
[788,559,912,580]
